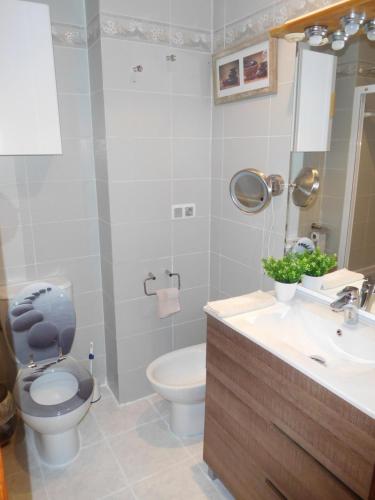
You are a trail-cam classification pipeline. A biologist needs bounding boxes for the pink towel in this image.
[156,288,181,318]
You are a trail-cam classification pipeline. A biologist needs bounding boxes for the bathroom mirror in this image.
[230,168,284,214]
[285,35,375,308]
[291,167,320,208]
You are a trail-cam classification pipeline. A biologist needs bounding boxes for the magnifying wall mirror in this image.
[291,167,320,208]
[230,169,284,214]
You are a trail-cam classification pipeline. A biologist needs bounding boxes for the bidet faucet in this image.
[330,286,359,325]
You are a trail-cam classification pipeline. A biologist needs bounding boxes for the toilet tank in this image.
[0,277,73,335]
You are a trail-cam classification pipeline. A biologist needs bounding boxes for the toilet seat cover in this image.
[6,282,76,365]
[14,357,93,418]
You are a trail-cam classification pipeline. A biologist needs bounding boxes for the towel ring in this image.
[144,273,156,296]
[166,270,181,290]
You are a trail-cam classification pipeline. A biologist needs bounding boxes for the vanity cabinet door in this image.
[204,316,375,499]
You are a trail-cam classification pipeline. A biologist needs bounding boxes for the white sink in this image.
[208,293,375,419]
[227,299,375,366]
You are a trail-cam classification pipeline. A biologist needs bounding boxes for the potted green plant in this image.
[262,254,303,302]
[298,249,337,291]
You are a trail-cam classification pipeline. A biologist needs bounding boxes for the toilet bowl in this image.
[146,343,206,436]
[0,278,93,466]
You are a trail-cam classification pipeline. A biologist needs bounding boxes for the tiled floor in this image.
[3,386,234,500]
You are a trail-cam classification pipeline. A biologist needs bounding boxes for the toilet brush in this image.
[89,342,101,403]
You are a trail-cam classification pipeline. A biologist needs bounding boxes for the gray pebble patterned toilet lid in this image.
[6,282,93,417]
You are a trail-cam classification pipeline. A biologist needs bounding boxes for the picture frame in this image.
[212,35,278,105]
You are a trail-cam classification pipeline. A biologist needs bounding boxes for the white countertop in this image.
[205,290,375,420]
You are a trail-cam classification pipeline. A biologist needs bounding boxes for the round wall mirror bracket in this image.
[230,169,285,214]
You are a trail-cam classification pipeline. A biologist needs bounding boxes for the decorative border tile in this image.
[337,61,375,78]
[88,12,211,53]
[51,23,87,48]
[221,0,340,50]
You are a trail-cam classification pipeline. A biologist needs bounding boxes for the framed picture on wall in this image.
[213,35,277,104]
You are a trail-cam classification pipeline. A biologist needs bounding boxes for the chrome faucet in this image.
[330,286,359,325]
[359,278,375,312]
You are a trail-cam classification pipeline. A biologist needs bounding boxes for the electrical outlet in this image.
[171,204,196,219]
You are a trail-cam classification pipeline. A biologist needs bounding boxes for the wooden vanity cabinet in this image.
[203,316,375,500]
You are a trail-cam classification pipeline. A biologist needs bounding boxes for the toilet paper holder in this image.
[144,270,181,296]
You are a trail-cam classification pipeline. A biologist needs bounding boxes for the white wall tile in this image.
[171,50,211,97]
[33,219,100,262]
[54,47,90,94]
[36,255,102,295]
[107,138,171,181]
[173,253,209,289]
[115,296,172,338]
[172,179,210,217]
[172,96,211,138]
[58,93,93,139]
[0,225,35,269]
[75,289,104,328]
[223,96,270,137]
[220,219,263,267]
[104,90,171,138]
[222,137,268,179]
[111,220,172,262]
[171,0,211,30]
[173,139,210,179]
[102,39,170,93]
[26,139,95,182]
[173,217,209,255]
[117,327,172,371]
[220,255,261,296]
[28,180,98,224]
[174,286,208,324]
[173,318,206,349]
[100,0,170,23]
[109,180,171,223]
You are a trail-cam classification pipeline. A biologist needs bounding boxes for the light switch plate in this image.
[172,204,196,219]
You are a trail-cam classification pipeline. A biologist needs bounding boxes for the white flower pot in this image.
[274,281,297,302]
[301,274,324,291]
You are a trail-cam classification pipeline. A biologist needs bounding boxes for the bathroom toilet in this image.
[146,343,206,436]
[0,277,93,466]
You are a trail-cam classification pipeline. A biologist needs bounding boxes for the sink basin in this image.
[225,298,375,366]
[206,292,375,419]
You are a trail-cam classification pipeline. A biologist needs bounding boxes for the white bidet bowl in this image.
[147,343,206,436]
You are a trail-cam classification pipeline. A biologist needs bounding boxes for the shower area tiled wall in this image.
[86,0,212,401]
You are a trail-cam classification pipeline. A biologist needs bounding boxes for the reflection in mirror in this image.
[286,37,375,291]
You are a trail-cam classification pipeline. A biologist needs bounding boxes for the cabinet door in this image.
[0,0,62,155]
[292,49,336,152]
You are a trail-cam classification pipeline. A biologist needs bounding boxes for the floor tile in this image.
[99,488,136,500]
[91,396,160,437]
[78,409,104,448]
[41,441,127,500]
[133,458,222,499]
[6,467,48,500]
[109,419,190,484]
[98,385,112,400]
[180,434,204,458]
[148,393,170,418]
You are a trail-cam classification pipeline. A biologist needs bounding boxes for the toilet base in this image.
[34,427,80,466]
[170,401,205,437]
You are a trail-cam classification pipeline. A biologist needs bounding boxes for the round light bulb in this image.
[332,39,345,50]
[309,34,322,46]
[367,28,375,41]
[344,20,359,36]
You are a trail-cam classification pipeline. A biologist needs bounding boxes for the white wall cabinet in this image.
[0,0,62,155]
[292,49,337,152]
